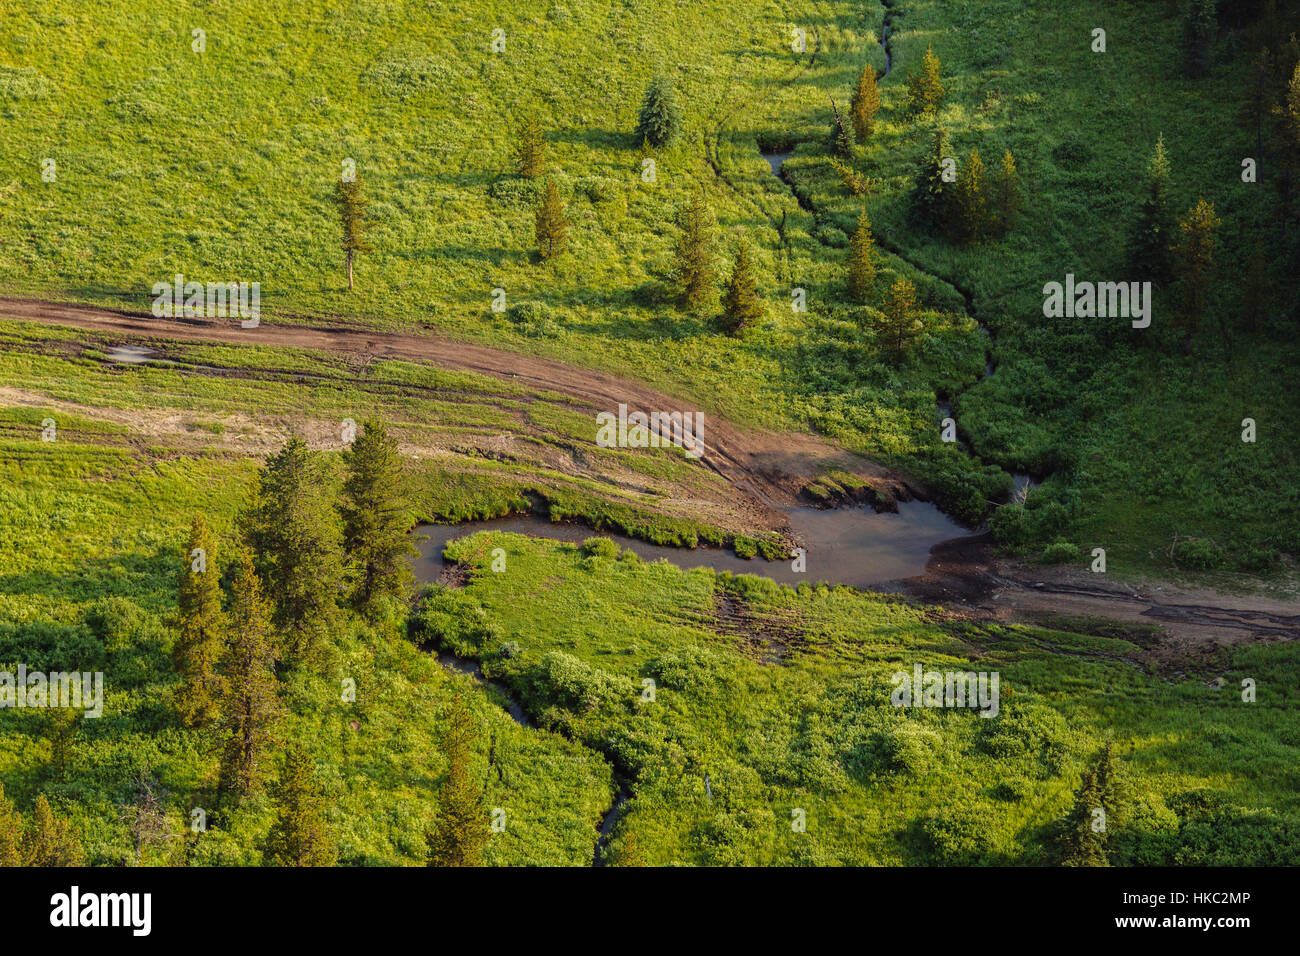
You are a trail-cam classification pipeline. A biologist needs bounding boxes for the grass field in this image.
[0,0,1297,868]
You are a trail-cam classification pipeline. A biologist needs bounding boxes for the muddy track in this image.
[3,295,1295,649]
[0,295,913,525]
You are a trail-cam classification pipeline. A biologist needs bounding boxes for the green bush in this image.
[581,536,620,560]
[527,651,627,713]
[407,586,501,655]
[1040,538,1081,564]
[508,301,561,338]
[1171,537,1221,571]
[989,503,1030,547]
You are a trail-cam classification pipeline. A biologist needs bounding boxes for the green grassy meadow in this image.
[0,0,1297,867]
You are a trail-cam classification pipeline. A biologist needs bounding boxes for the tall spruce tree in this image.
[829,97,855,158]
[1060,744,1126,867]
[535,177,569,259]
[264,744,337,867]
[955,148,989,243]
[173,516,226,727]
[846,208,878,302]
[1128,136,1176,286]
[675,190,716,310]
[720,233,763,335]
[635,75,683,148]
[340,418,415,617]
[28,794,84,866]
[992,149,1023,236]
[1183,0,1217,78]
[910,128,953,233]
[1279,61,1300,229]
[426,693,491,867]
[514,116,546,178]
[0,783,23,866]
[242,437,343,664]
[1172,197,1222,352]
[217,553,283,803]
[881,277,921,356]
[850,63,881,141]
[907,45,945,114]
[333,175,373,292]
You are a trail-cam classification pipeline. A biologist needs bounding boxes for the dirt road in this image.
[0,296,913,521]
[2,295,1296,652]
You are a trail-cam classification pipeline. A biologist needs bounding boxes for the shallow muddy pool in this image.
[412,500,975,591]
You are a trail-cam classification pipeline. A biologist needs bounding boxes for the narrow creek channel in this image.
[413,500,974,592]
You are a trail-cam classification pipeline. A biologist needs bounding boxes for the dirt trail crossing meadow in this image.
[3,295,1296,652]
[0,296,911,515]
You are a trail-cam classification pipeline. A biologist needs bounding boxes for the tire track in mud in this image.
[0,295,912,527]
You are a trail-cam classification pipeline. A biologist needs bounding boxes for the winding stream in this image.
[413,500,973,592]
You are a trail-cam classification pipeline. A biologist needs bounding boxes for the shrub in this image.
[876,723,941,777]
[814,225,848,248]
[488,177,544,205]
[648,646,730,694]
[528,651,626,713]
[507,301,561,338]
[989,503,1030,547]
[581,536,620,560]
[1040,539,1082,564]
[920,805,999,864]
[1171,536,1221,570]
[407,586,501,655]
[576,175,619,204]
[978,701,1069,774]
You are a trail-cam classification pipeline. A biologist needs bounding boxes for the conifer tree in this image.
[514,116,546,178]
[1278,61,1300,228]
[850,63,881,141]
[174,516,226,727]
[907,45,945,114]
[340,418,415,617]
[846,208,878,302]
[881,277,921,356]
[675,190,716,310]
[217,553,283,803]
[720,233,763,335]
[1128,136,1176,286]
[829,97,855,158]
[535,177,569,260]
[955,148,989,243]
[242,437,343,664]
[992,150,1023,236]
[1060,770,1109,867]
[1059,744,1126,867]
[28,794,84,866]
[910,128,953,233]
[1183,0,1217,78]
[264,744,337,867]
[0,783,23,866]
[46,708,79,782]
[333,175,373,292]
[1242,240,1269,332]
[1172,197,1222,353]
[635,75,683,148]
[426,693,490,867]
